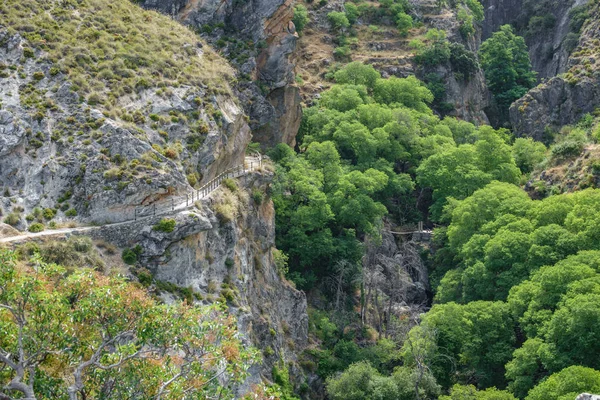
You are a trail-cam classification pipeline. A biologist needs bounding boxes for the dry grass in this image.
[0,0,234,103]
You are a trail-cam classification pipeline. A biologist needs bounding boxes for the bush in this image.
[122,245,142,265]
[344,3,360,25]
[153,218,176,233]
[222,178,237,192]
[71,236,92,252]
[252,189,264,205]
[293,5,309,33]
[551,139,585,160]
[328,12,350,31]
[396,12,413,36]
[28,222,44,233]
[65,208,78,217]
[3,213,20,226]
[43,208,56,220]
[449,43,478,77]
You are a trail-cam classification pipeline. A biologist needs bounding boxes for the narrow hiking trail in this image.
[0,155,263,244]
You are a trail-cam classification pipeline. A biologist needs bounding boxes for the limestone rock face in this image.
[510,76,600,141]
[86,172,309,392]
[510,2,600,139]
[0,28,250,227]
[481,0,587,79]
[577,394,600,400]
[140,0,301,148]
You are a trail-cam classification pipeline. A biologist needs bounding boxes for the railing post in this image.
[153,204,156,216]
[172,198,174,211]
[134,208,137,221]
[186,194,189,207]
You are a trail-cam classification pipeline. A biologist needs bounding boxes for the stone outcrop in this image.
[577,394,600,400]
[85,171,309,392]
[510,2,600,139]
[510,76,600,141]
[139,0,302,149]
[0,28,250,226]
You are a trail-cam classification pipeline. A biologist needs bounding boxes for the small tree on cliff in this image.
[479,25,537,114]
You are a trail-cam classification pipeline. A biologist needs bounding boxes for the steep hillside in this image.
[0,0,308,395]
[511,1,600,140]
[0,0,250,226]
[294,0,490,123]
[138,0,303,149]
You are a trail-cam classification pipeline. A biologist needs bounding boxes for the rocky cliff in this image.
[0,0,250,226]
[482,0,588,79]
[510,2,600,140]
[139,0,302,149]
[0,0,308,393]
[86,170,308,391]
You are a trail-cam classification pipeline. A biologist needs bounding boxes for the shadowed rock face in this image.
[139,0,302,149]
[481,0,585,79]
[510,2,600,140]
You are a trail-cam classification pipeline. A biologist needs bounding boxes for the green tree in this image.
[526,366,600,400]
[512,138,547,174]
[505,339,547,398]
[396,12,413,37]
[344,3,360,25]
[0,250,257,399]
[440,384,517,400]
[328,11,350,31]
[334,62,381,89]
[479,25,537,113]
[293,4,309,33]
[373,76,434,113]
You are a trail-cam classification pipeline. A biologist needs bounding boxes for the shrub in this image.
[222,178,237,192]
[215,204,235,223]
[293,5,310,33]
[328,12,350,31]
[551,140,585,160]
[153,218,176,233]
[396,12,413,36]
[65,208,78,217]
[4,213,20,226]
[28,222,44,233]
[252,189,264,205]
[164,148,178,159]
[122,245,142,265]
[32,71,44,81]
[344,3,360,25]
[225,258,234,269]
[71,236,92,252]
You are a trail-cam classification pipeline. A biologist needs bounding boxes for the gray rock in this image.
[0,111,26,156]
[510,76,600,141]
[576,394,600,400]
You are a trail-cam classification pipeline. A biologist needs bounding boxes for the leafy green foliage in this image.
[293,5,309,33]
[0,250,258,399]
[526,366,600,400]
[403,301,515,389]
[328,12,350,31]
[326,361,440,400]
[440,385,517,400]
[153,218,176,233]
[512,137,547,173]
[479,25,537,114]
[396,12,413,37]
[412,29,451,67]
